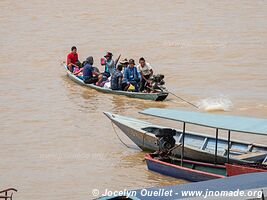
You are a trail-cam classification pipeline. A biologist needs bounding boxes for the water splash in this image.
[197,97,233,112]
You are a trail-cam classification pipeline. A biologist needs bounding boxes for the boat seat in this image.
[232,152,267,161]
[225,148,248,155]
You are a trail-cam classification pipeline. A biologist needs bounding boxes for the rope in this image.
[111,121,131,148]
[168,91,199,109]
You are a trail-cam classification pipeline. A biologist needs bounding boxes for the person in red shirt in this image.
[66,46,79,72]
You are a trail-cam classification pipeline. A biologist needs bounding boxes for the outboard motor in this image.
[155,128,176,158]
[148,74,166,92]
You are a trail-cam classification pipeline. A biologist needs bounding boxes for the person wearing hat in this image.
[83,56,100,84]
[103,52,115,78]
[122,59,140,92]
[118,58,129,70]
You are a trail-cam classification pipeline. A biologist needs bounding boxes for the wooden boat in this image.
[225,163,267,176]
[145,153,226,182]
[104,110,267,164]
[64,65,168,101]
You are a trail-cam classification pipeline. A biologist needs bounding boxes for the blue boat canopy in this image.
[140,108,267,135]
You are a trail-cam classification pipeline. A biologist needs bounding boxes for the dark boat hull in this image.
[145,154,226,182]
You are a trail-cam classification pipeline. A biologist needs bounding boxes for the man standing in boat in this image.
[137,57,153,92]
[66,46,79,72]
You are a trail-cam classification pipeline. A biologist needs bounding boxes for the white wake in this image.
[197,97,233,112]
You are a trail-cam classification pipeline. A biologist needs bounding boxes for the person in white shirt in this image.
[137,57,154,92]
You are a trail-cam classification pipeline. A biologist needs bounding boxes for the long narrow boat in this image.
[145,153,226,182]
[64,65,168,101]
[225,163,267,176]
[103,111,267,164]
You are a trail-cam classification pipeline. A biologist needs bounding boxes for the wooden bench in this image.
[232,152,267,161]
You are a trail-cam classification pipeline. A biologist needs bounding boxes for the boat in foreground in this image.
[104,111,267,165]
[145,153,225,182]
[64,65,169,101]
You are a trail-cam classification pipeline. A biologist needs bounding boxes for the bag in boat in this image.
[128,84,135,91]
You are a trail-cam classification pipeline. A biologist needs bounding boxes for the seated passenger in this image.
[96,76,109,87]
[83,56,100,84]
[122,59,140,92]
[118,58,129,72]
[66,46,79,72]
[73,61,83,77]
[102,52,115,78]
[137,57,153,92]
[111,65,123,90]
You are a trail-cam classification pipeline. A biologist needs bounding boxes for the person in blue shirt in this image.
[111,65,123,90]
[83,56,100,84]
[122,59,140,92]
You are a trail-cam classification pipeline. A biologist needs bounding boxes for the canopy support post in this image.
[214,128,219,164]
[227,130,231,163]
[181,122,185,166]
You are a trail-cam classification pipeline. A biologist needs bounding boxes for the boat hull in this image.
[225,163,267,176]
[64,65,168,101]
[145,154,225,182]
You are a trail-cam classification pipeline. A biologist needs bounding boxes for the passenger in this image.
[96,76,110,87]
[73,61,83,77]
[137,57,153,92]
[118,58,129,72]
[66,46,79,72]
[83,56,100,84]
[111,65,123,90]
[122,59,140,92]
[102,52,115,78]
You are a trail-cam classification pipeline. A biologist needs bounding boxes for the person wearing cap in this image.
[103,52,115,78]
[66,46,79,72]
[122,59,140,92]
[83,56,100,84]
[137,57,153,92]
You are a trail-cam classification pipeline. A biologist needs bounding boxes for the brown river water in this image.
[1,0,267,199]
